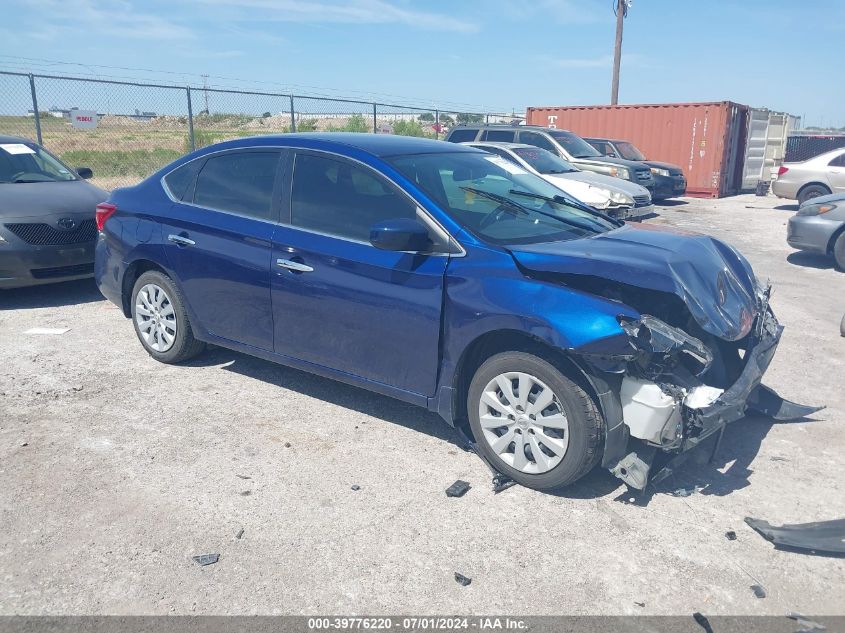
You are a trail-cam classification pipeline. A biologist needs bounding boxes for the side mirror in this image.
[369,218,432,252]
[607,152,617,158]
[76,167,93,180]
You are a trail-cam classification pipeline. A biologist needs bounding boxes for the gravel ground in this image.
[1,193,843,616]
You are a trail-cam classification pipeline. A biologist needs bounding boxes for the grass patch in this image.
[60,148,182,178]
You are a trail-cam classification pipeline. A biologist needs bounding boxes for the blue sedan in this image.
[94,134,815,491]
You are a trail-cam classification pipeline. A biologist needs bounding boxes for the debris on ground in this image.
[492,473,516,494]
[239,490,252,496]
[445,480,471,498]
[235,528,244,540]
[745,517,845,555]
[24,327,70,335]
[454,572,471,586]
[692,612,714,633]
[669,485,705,497]
[751,584,767,598]
[236,474,251,480]
[634,601,645,608]
[725,530,737,541]
[192,554,219,566]
[20,442,28,447]
[787,612,826,631]
[351,485,361,491]
[284,442,292,448]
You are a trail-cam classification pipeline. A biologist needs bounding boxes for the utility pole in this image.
[202,74,210,114]
[610,0,628,105]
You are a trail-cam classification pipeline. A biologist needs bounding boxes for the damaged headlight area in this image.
[617,314,713,379]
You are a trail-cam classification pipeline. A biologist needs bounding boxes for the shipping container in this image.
[525,102,750,198]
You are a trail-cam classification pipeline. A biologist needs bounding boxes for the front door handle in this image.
[168,234,195,246]
[276,258,314,273]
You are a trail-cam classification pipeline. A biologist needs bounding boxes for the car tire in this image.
[797,184,830,205]
[130,270,205,363]
[833,232,845,272]
[467,352,604,491]
[840,313,845,338]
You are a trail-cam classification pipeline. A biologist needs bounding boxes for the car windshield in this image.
[615,141,646,161]
[550,131,602,158]
[511,147,578,174]
[388,151,616,245]
[0,142,77,184]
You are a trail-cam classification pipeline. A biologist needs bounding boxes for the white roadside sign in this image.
[70,110,98,129]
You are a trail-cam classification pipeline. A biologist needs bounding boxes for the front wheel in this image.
[467,352,604,491]
[131,270,206,363]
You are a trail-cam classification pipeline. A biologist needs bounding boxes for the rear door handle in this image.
[168,234,195,246]
[276,258,313,273]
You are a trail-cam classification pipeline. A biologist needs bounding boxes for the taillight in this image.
[95,202,117,231]
[777,166,789,176]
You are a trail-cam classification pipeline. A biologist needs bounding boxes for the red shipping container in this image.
[525,102,749,198]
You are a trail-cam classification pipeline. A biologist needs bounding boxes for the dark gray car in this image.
[0,136,106,289]
[787,192,845,271]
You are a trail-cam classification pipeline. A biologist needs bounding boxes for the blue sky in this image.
[1,0,842,126]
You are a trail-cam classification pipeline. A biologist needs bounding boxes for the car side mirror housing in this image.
[76,167,93,180]
[369,218,433,252]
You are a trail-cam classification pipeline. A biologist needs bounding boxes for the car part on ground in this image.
[772,147,845,204]
[96,133,816,493]
[0,135,105,289]
[584,137,687,200]
[786,193,845,270]
[745,517,845,556]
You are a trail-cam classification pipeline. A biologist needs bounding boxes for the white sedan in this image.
[465,141,653,219]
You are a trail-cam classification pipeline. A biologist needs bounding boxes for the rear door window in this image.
[446,128,479,143]
[164,161,200,201]
[828,153,845,167]
[481,129,516,142]
[192,151,280,220]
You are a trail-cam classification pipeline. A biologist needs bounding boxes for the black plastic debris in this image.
[239,490,252,496]
[284,442,292,448]
[787,612,826,631]
[236,474,251,480]
[634,601,645,608]
[235,528,244,540]
[454,572,471,586]
[492,473,516,494]
[751,584,767,599]
[692,612,714,633]
[745,517,845,556]
[192,554,219,566]
[351,485,361,491]
[445,480,471,498]
[725,530,737,541]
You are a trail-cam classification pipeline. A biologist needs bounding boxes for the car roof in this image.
[0,135,37,145]
[452,124,573,133]
[207,133,481,158]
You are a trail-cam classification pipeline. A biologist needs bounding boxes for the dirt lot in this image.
[1,194,843,616]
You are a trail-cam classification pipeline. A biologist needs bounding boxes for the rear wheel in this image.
[131,270,205,363]
[797,184,830,205]
[467,352,603,491]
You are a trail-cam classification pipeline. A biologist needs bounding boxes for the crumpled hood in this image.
[0,181,107,219]
[508,223,760,341]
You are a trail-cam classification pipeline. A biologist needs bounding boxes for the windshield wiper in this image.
[508,189,623,227]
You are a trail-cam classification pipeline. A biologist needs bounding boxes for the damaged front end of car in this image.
[575,286,821,489]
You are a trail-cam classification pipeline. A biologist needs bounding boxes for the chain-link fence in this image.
[0,70,524,190]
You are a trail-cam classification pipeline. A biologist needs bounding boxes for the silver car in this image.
[786,192,845,270]
[772,147,845,204]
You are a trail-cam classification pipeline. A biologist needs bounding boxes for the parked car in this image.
[96,133,814,492]
[584,137,686,200]
[772,147,845,204]
[0,135,105,289]
[444,124,656,193]
[465,141,653,220]
[787,192,845,270]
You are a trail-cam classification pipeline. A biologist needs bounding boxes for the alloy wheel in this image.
[477,371,569,474]
[135,283,177,352]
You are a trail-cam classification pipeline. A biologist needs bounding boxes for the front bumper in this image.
[653,174,686,199]
[0,241,95,289]
[787,215,843,254]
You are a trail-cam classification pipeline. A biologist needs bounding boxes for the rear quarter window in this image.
[163,161,200,201]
